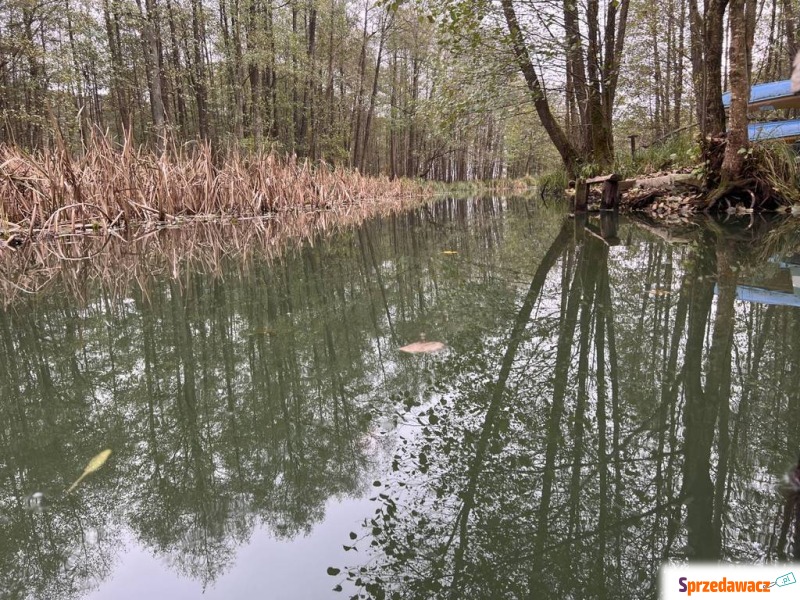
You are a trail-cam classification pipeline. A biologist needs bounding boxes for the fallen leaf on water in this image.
[66,449,112,494]
[442,250,458,255]
[399,341,446,354]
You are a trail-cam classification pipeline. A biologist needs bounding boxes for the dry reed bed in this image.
[0,138,427,236]
[0,197,422,306]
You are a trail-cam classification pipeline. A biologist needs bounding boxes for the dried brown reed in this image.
[0,134,428,237]
[0,195,423,307]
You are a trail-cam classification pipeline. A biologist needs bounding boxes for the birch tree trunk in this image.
[721,0,748,181]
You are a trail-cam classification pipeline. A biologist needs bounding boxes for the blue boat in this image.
[722,80,800,110]
[748,118,800,142]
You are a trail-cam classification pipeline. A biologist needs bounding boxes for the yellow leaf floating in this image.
[66,449,112,494]
[399,341,446,354]
[442,250,458,255]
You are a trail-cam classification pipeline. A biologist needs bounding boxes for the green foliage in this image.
[746,139,800,204]
[535,168,570,193]
[614,132,700,179]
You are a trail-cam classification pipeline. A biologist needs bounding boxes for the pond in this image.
[1,197,799,599]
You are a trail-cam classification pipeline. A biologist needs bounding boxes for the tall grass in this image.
[535,169,570,195]
[533,133,699,192]
[614,133,699,179]
[742,140,800,206]
[0,134,429,237]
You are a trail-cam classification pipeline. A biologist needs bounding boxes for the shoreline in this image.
[0,139,431,241]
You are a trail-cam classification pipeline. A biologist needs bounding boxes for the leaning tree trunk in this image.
[500,0,579,175]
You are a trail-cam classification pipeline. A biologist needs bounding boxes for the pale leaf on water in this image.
[66,449,112,494]
[398,341,446,354]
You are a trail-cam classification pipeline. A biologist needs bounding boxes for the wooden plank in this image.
[574,179,588,212]
[601,178,620,210]
[586,173,620,185]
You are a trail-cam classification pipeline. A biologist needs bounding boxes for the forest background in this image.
[0,0,790,182]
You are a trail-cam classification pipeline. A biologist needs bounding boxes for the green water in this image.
[1,198,799,600]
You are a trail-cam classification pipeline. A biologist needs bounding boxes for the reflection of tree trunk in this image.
[602,248,624,575]
[655,265,690,555]
[568,241,602,545]
[594,258,609,596]
[528,235,605,595]
[682,238,736,561]
[358,227,397,342]
[0,312,26,436]
[777,491,800,559]
[682,247,716,559]
[169,281,208,493]
[725,306,773,504]
[448,222,572,597]
[709,242,737,544]
[136,293,165,484]
[215,281,244,483]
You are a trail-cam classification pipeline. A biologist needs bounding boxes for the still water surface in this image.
[1,198,799,599]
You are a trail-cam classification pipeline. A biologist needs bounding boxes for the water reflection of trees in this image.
[350,217,800,599]
[4,203,800,599]
[0,197,541,598]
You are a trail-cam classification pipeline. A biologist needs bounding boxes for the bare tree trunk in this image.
[784,0,798,74]
[763,0,778,81]
[721,0,748,180]
[139,0,167,151]
[587,0,613,166]
[563,0,589,152]
[165,0,187,134]
[351,4,369,168]
[702,0,730,135]
[688,0,705,129]
[65,0,90,146]
[359,12,389,173]
[248,0,263,146]
[265,0,277,139]
[674,0,687,129]
[389,49,397,179]
[744,0,757,77]
[102,0,130,138]
[190,0,210,140]
[652,13,664,137]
